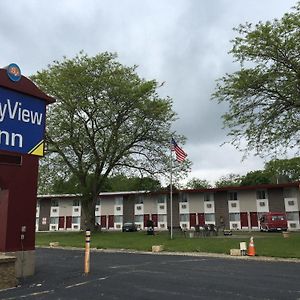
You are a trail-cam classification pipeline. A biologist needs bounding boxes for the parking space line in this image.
[65,276,108,289]
[65,282,89,289]
[1,290,54,300]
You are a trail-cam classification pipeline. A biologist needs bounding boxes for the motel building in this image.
[36,182,300,232]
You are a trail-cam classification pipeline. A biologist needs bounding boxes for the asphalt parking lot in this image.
[0,248,300,300]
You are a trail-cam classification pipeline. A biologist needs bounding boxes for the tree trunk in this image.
[81,194,97,231]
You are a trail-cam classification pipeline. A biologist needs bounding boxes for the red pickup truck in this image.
[259,212,288,232]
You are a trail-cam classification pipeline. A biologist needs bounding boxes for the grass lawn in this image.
[36,230,300,259]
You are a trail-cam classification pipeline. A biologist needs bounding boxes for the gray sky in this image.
[0,0,296,185]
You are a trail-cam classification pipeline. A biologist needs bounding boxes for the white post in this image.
[84,229,91,274]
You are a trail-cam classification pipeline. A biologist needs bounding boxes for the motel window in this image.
[180,214,189,222]
[181,204,187,209]
[115,197,123,205]
[180,193,188,203]
[51,199,59,207]
[204,193,213,201]
[135,195,144,204]
[135,215,143,223]
[50,217,58,224]
[73,199,80,206]
[96,199,101,206]
[95,207,99,212]
[158,214,167,222]
[259,201,266,207]
[72,217,80,224]
[256,190,267,200]
[286,212,298,221]
[206,203,212,209]
[159,205,165,210]
[283,188,295,198]
[136,205,142,211]
[116,206,121,211]
[114,216,123,223]
[229,213,240,222]
[204,213,215,222]
[288,200,295,206]
[158,195,166,204]
[228,192,238,201]
[231,202,237,208]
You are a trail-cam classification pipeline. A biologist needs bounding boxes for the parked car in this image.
[260,212,288,232]
[122,222,138,232]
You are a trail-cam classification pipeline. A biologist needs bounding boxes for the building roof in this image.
[37,182,300,199]
[37,190,148,199]
[180,182,300,194]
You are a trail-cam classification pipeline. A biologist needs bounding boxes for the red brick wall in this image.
[0,151,38,252]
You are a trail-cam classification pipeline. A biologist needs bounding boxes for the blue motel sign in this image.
[0,86,46,156]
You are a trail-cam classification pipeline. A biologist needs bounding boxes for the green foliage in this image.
[185,178,212,189]
[240,170,271,186]
[107,175,161,192]
[212,3,300,156]
[264,157,300,183]
[33,52,190,228]
[215,173,241,188]
[214,156,300,187]
[49,174,161,194]
[52,175,81,194]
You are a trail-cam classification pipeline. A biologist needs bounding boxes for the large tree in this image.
[33,52,190,229]
[212,3,300,156]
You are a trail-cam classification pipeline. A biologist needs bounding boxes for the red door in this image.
[250,212,258,227]
[190,213,196,228]
[197,213,205,226]
[240,212,248,227]
[66,216,72,229]
[58,216,65,229]
[151,214,158,227]
[144,214,150,227]
[101,215,107,228]
[108,215,114,228]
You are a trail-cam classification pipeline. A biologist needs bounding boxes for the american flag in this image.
[171,138,187,162]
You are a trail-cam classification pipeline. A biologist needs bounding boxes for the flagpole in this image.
[170,144,173,240]
[169,137,186,240]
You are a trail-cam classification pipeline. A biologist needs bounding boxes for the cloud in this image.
[0,0,296,183]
